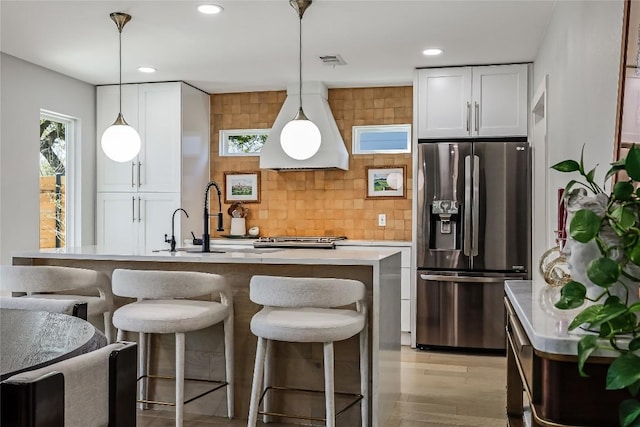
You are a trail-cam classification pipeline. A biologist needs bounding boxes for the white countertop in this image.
[505,280,619,357]
[12,245,402,266]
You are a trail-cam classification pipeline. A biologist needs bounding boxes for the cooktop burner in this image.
[253,236,347,249]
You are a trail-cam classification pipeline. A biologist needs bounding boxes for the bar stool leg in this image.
[323,342,336,427]
[176,332,185,427]
[224,312,235,418]
[247,337,267,427]
[103,311,113,344]
[138,332,149,410]
[263,339,273,423]
[360,325,369,427]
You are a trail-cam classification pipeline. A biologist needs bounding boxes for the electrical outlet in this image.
[378,214,386,227]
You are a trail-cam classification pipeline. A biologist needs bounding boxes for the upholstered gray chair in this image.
[0,341,137,427]
[111,268,234,427]
[246,275,368,427]
[0,265,114,342]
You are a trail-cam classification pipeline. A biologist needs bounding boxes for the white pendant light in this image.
[280,0,321,161]
[101,12,141,163]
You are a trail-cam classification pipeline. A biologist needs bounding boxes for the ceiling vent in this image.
[319,54,347,66]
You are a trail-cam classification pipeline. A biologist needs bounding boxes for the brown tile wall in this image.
[210,86,413,240]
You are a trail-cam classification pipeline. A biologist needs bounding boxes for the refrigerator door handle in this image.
[420,274,507,283]
[464,155,472,256]
[472,155,480,256]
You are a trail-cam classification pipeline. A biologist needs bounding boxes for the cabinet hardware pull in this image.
[463,155,472,256]
[132,197,135,222]
[474,102,479,134]
[138,197,142,222]
[466,102,471,134]
[131,162,135,188]
[137,162,141,188]
[420,274,506,283]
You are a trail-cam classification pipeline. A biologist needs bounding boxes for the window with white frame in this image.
[352,124,411,154]
[219,129,269,156]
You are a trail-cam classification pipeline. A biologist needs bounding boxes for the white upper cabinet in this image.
[622,72,640,144]
[97,83,182,193]
[417,64,528,139]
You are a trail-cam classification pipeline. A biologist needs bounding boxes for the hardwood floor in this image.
[137,346,507,427]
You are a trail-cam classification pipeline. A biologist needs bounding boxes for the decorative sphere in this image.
[101,124,141,162]
[280,119,321,160]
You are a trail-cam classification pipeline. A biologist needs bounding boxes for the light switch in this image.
[378,214,386,227]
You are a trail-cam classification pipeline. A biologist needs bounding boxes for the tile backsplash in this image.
[210,86,412,240]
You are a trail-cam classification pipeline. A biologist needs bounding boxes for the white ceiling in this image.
[0,0,556,94]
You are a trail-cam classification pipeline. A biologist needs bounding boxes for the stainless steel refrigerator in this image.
[416,139,531,351]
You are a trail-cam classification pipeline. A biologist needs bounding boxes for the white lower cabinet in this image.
[338,243,413,345]
[96,192,180,253]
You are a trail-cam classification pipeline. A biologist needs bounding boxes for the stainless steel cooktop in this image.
[253,236,347,249]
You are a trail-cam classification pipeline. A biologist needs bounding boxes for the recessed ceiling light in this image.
[137,66,156,73]
[198,4,224,14]
[423,48,443,56]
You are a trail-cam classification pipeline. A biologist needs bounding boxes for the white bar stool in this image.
[111,268,234,427]
[0,265,115,343]
[246,275,368,427]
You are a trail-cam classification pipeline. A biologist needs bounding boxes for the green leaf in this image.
[620,398,640,427]
[587,257,621,287]
[630,338,640,352]
[629,380,640,398]
[554,281,587,310]
[600,312,638,337]
[551,159,580,173]
[629,241,640,267]
[610,205,637,235]
[586,167,596,183]
[615,181,636,201]
[579,145,587,175]
[568,303,628,330]
[565,179,578,194]
[569,209,602,243]
[608,353,640,390]
[577,335,598,377]
[629,301,640,313]
[606,164,627,182]
[627,145,640,181]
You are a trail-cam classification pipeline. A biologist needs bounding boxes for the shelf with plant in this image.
[553,144,640,427]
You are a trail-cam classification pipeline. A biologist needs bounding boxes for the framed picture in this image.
[224,171,261,203]
[365,166,406,199]
[219,129,269,156]
[352,124,411,154]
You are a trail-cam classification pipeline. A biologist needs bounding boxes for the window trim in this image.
[40,110,79,248]
[352,124,412,155]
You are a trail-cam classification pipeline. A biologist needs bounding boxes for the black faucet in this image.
[165,208,189,252]
[203,181,224,252]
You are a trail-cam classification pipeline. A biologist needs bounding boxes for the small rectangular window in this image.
[352,124,411,154]
[219,129,269,156]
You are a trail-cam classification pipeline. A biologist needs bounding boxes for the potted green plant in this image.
[553,144,640,427]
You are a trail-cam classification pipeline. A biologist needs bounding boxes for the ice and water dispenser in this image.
[428,199,462,250]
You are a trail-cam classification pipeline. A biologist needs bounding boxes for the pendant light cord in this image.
[118,26,123,115]
[298,14,302,110]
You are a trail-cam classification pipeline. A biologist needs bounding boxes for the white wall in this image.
[0,53,96,265]
[532,1,624,268]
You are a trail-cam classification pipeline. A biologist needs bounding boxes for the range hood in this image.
[260,82,349,171]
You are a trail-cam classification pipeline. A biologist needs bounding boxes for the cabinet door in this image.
[138,192,181,252]
[472,64,528,137]
[96,192,138,253]
[138,83,182,193]
[417,67,472,139]
[96,85,140,192]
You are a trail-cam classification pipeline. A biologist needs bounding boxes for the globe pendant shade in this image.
[280,117,321,160]
[101,123,141,162]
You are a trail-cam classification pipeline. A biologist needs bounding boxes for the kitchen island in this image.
[11,245,401,426]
